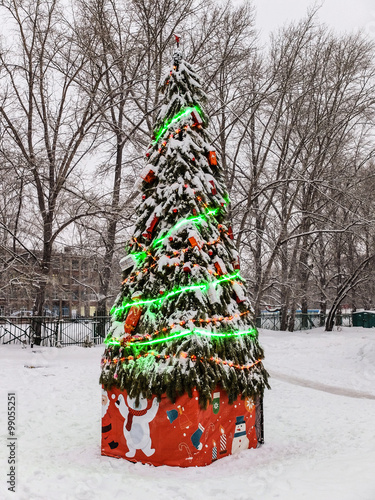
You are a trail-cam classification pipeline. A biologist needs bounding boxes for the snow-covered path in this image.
[270,370,375,399]
[0,326,374,500]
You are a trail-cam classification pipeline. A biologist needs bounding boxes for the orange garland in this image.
[102,353,262,372]
[111,310,251,343]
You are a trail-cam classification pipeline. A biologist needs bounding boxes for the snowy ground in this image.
[1,326,374,500]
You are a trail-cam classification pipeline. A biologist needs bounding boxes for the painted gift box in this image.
[101,386,264,467]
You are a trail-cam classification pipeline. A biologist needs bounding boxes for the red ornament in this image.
[208,250,213,256]
[124,305,142,334]
[232,257,240,270]
[228,226,234,240]
[120,333,132,344]
[146,152,150,157]
[169,237,173,241]
[192,209,197,215]
[192,157,195,162]
[209,180,217,195]
[147,215,159,234]
[183,264,192,273]
[173,209,178,213]
[142,169,156,184]
[214,262,224,276]
[234,292,245,304]
[207,151,217,166]
[191,110,203,125]
[188,236,199,248]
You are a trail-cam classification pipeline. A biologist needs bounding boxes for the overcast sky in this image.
[253,0,375,41]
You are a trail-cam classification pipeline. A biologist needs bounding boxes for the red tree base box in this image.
[102,386,264,467]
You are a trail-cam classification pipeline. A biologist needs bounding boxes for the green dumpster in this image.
[352,311,375,328]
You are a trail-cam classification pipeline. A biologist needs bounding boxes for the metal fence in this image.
[0,313,355,346]
[256,313,353,331]
[0,316,111,346]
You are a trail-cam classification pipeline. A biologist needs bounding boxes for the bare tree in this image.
[0,0,106,341]
[74,0,209,314]
[223,12,375,327]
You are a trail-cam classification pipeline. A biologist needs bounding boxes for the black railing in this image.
[0,313,355,346]
[256,313,353,331]
[0,316,111,346]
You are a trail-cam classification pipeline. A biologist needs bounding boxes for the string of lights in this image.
[152,122,203,155]
[122,262,157,285]
[145,310,251,337]
[123,235,229,285]
[105,325,257,348]
[109,310,251,343]
[130,234,225,263]
[151,105,203,145]
[152,208,219,249]
[110,270,242,315]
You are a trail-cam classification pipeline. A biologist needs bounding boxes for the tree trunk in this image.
[318,233,327,326]
[32,222,53,344]
[287,301,296,332]
[97,137,123,316]
[325,254,375,331]
[319,298,326,327]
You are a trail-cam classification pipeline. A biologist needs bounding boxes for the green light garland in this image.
[105,326,258,347]
[132,252,147,264]
[152,208,219,249]
[111,270,241,315]
[153,105,202,145]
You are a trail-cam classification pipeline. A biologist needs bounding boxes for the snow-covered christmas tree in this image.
[100,40,269,467]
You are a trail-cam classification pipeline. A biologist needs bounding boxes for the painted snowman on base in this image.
[231,415,249,454]
[116,394,159,458]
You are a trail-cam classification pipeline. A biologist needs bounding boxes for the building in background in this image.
[0,247,121,317]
